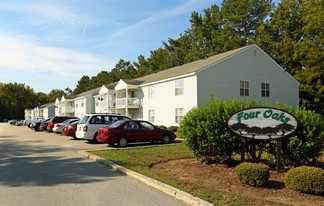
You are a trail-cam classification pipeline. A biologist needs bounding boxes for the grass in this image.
[89,144,248,206]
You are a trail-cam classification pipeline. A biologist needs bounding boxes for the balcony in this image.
[116,98,140,108]
[61,106,74,114]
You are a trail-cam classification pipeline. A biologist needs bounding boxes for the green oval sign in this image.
[227,107,298,140]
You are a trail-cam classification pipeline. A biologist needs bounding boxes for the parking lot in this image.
[0,123,186,206]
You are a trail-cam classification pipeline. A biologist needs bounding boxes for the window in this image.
[139,121,155,130]
[81,99,84,107]
[261,83,270,97]
[240,81,249,96]
[125,122,139,129]
[175,79,184,96]
[90,116,103,124]
[148,86,154,99]
[130,90,139,98]
[175,108,184,123]
[148,110,155,123]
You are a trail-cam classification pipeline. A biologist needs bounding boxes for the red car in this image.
[62,121,79,138]
[97,120,176,147]
[47,116,77,132]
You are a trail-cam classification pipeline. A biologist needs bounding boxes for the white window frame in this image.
[261,83,270,97]
[175,108,184,123]
[240,81,249,96]
[175,79,184,96]
[148,110,155,123]
[148,86,154,99]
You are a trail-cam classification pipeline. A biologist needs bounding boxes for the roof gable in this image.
[74,87,100,99]
[135,45,250,85]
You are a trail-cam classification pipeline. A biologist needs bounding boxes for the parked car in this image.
[76,113,131,143]
[97,120,176,147]
[15,120,24,126]
[9,120,18,125]
[47,116,77,132]
[62,120,79,138]
[53,118,79,134]
[31,118,51,131]
[39,119,51,131]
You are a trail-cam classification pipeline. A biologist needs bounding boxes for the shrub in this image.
[285,166,324,194]
[168,126,178,132]
[266,105,324,169]
[157,125,167,129]
[179,95,324,167]
[178,97,271,164]
[235,162,270,187]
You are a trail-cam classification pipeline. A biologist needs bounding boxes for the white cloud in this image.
[111,0,211,38]
[0,32,114,80]
[0,1,84,26]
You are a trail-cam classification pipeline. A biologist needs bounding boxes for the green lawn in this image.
[89,144,247,206]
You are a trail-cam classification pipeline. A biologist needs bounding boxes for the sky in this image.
[0,0,280,94]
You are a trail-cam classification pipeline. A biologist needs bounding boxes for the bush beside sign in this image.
[227,107,298,140]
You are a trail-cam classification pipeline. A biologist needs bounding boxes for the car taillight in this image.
[56,124,60,127]
[83,126,87,132]
[105,129,110,136]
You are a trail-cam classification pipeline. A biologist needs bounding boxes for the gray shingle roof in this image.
[104,82,118,89]
[135,45,250,85]
[39,102,54,108]
[75,87,100,98]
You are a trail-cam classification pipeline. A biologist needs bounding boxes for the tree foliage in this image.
[3,0,323,119]
[179,97,324,169]
[256,0,323,113]
[0,83,39,120]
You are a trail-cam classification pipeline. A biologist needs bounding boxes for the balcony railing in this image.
[116,98,140,107]
[62,106,74,113]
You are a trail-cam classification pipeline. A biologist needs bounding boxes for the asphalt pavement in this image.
[0,123,188,206]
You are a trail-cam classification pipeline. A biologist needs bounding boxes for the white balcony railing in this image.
[116,98,140,107]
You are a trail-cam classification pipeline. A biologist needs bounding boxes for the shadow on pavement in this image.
[0,139,123,187]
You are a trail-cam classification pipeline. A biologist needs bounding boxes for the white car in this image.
[53,118,79,133]
[76,113,131,143]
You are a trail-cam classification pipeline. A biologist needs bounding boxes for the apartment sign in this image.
[227,107,298,140]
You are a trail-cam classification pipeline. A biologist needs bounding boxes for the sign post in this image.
[241,138,245,162]
[277,139,282,173]
[227,107,298,173]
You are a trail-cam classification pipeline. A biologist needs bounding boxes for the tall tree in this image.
[0,83,39,120]
[256,0,323,113]
[73,75,91,95]
[48,89,66,103]
[221,0,274,43]
[111,59,137,80]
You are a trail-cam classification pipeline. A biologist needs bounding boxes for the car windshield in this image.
[108,120,125,128]
[79,116,89,124]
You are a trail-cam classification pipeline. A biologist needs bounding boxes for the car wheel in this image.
[92,133,98,143]
[161,135,171,144]
[117,137,128,147]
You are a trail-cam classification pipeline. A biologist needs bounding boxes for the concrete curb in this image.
[78,150,214,206]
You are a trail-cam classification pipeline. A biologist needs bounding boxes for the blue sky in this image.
[0,0,280,94]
